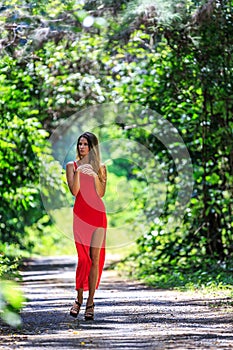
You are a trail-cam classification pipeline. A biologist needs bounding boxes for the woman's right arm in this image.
[66,162,80,196]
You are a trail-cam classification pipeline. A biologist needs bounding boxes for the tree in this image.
[103,0,233,270]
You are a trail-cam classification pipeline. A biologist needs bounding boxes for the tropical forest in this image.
[0,0,232,328]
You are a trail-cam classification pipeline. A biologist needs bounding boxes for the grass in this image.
[113,253,233,297]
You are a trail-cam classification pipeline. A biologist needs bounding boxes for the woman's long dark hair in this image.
[76,132,104,181]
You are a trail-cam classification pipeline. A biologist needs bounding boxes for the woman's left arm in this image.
[94,164,107,198]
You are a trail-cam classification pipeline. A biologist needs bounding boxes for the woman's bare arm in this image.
[66,162,107,197]
[66,162,80,196]
[94,164,107,198]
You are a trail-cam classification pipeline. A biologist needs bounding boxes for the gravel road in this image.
[0,256,232,350]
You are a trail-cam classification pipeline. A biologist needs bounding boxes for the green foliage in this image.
[116,250,233,291]
[23,215,75,256]
[0,0,107,55]
[0,253,21,280]
[0,115,48,246]
[0,115,67,263]
[98,0,233,288]
[0,279,25,327]
[32,33,108,131]
[0,253,25,327]
[0,0,232,295]
[107,0,232,257]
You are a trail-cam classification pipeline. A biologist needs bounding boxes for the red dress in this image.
[73,161,107,291]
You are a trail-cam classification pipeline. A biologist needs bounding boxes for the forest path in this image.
[0,256,233,350]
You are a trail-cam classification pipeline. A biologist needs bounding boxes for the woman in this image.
[66,132,107,320]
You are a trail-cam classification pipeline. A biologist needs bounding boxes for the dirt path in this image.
[0,256,233,350]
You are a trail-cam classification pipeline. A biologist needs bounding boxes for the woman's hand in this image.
[77,164,97,177]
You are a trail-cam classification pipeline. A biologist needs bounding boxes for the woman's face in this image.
[78,137,90,158]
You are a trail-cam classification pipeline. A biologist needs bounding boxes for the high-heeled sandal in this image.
[84,303,95,320]
[70,300,82,318]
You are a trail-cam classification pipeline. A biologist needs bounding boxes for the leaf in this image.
[1,280,25,309]
[205,174,220,185]
[2,310,22,328]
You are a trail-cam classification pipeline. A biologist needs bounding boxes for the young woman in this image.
[66,132,107,320]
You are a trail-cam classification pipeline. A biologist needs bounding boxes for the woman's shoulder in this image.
[66,160,76,169]
[66,161,74,166]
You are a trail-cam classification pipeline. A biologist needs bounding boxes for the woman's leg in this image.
[70,239,88,317]
[77,288,84,304]
[87,227,105,306]
[70,287,84,317]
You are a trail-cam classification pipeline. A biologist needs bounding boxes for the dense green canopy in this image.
[0,0,232,291]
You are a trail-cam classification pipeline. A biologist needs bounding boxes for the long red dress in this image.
[73,161,107,291]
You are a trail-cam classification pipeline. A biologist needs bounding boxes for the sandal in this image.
[84,303,95,320]
[70,300,82,318]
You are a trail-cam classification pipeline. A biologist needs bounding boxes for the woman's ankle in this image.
[77,292,83,304]
[87,297,94,306]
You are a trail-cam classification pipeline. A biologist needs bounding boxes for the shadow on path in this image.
[0,256,233,350]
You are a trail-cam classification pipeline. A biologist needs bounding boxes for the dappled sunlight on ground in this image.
[0,256,233,349]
